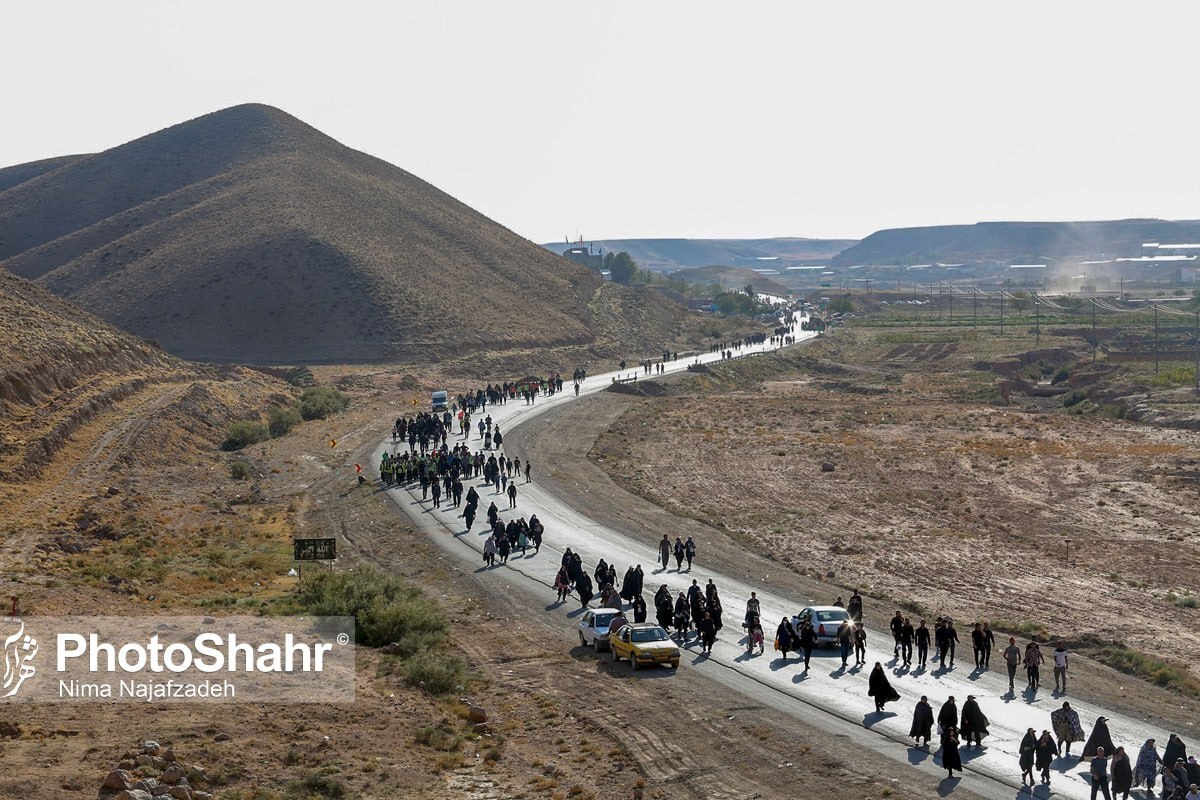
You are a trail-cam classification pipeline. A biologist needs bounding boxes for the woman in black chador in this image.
[868,662,900,712]
[938,696,958,736]
[941,725,963,778]
[1019,728,1037,785]
[910,696,934,746]
[631,593,647,624]
[959,695,989,746]
[1082,716,1115,760]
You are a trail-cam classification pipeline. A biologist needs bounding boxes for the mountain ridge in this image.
[831,218,1200,266]
[0,104,689,364]
[540,237,856,272]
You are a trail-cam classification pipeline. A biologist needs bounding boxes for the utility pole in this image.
[1154,304,1160,375]
[972,286,978,329]
[1092,299,1097,364]
[1194,309,1199,396]
[1035,295,1040,346]
[999,290,1005,335]
[949,285,954,322]
[930,282,934,320]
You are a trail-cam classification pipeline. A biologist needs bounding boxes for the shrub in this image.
[284,771,345,799]
[286,366,316,387]
[229,460,252,480]
[1051,366,1070,385]
[1062,389,1087,408]
[268,405,303,438]
[413,722,463,751]
[1092,645,1200,697]
[400,651,466,696]
[296,567,448,651]
[359,597,449,656]
[222,420,270,451]
[1150,365,1195,389]
[298,387,350,420]
[829,296,854,314]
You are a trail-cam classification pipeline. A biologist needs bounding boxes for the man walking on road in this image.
[1053,641,1069,693]
[837,619,852,667]
[1004,636,1022,692]
[943,619,959,667]
[890,611,904,657]
[899,617,914,667]
[915,619,931,669]
[697,612,716,654]
[658,535,671,571]
[972,622,987,669]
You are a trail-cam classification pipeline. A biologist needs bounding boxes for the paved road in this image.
[377,326,1159,800]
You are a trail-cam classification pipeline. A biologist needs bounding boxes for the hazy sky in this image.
[3,2,1198,242]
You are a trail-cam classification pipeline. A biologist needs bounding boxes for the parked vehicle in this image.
[577,608,620,652]
[609,623,680,670]
[431,390,448,412]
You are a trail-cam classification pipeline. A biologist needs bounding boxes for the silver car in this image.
[577,608,621,652]
[796,606,850,645]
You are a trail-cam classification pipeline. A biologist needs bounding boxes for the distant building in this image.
[561,245,604,272]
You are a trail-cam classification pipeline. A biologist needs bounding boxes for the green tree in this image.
[608,252,638,284]
[1010,290,1030,317]
[714,291,759,315]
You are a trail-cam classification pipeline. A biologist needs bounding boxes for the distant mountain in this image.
[831,219,1200,267]
[540,237,856,273]
[0,104,687,364]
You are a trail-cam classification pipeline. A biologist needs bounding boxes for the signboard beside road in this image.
[294,537,336,577]
[294,538,336,561]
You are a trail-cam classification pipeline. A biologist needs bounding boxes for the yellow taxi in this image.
[609,623,680,670]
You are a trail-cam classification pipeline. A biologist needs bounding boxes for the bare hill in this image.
[0,269,287,487]
[0,104,689,364]
[831,218,1200,266]
[0,154,84,194]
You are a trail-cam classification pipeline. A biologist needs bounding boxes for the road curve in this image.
[376,330,1158,800]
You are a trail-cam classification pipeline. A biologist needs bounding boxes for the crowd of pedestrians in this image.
[383,330,1198,799]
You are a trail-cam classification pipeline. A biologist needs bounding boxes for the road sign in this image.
[294,538,336,561]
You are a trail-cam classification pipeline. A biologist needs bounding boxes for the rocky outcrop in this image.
[98,742,213,800]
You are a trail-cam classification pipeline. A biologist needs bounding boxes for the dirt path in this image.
[0,381,192,571]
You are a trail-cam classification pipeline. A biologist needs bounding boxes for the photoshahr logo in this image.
[1,620,38,698]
